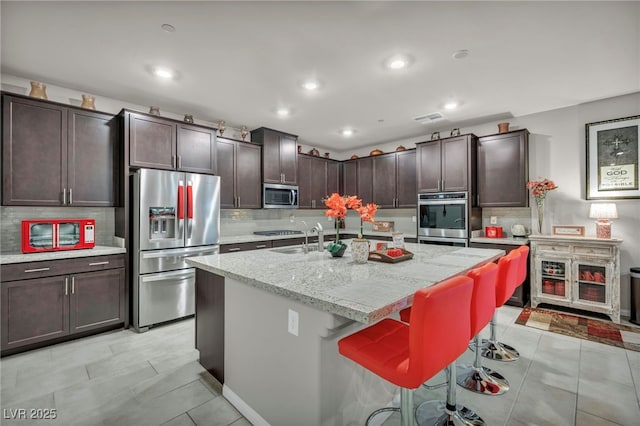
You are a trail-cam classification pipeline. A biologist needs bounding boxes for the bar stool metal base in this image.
[480,339,520,362]
[416,400,485,426]
[456,364,509,395]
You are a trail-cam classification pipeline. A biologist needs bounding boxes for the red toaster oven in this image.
[21,219,95,253]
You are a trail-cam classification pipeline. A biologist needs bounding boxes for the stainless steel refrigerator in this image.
[132,169,220,331]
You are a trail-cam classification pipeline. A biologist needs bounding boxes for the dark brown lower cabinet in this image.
[1,276,70,350]
[195,269,225,383]
[1,255,126,354]
[469,242,530,307]
[70,268,125,333]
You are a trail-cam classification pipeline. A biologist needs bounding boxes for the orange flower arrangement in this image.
[324,193,378,254]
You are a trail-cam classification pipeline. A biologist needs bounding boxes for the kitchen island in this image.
[186,241,503,426]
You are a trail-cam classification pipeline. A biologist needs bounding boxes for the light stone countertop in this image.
[219,228,417,245]
[186,240,503,324]
[470,236,529,245]
[0,246,126,264]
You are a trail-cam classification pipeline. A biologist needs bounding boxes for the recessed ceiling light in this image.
[444,101,458,110]
[302,80,320,91]
[385,54,412,70]
[161,23,176,33]
[276,108,290,117]
[153,67,174,79]
[452,49,469,60]
[341,128,354,137]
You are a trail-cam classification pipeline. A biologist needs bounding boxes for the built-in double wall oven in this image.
[417,192,481,247]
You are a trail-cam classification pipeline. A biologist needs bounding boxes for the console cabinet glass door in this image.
[573,259,611,307]
[536,257,571,302]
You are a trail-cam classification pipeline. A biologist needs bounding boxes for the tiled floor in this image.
[1,306,639,425]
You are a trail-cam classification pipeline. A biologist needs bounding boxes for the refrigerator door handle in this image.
[187,181,193,238]
[178,181,185,220]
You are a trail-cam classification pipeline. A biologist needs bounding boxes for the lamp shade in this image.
[589,203,618,219]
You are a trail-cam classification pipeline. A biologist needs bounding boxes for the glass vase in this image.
[536,201,544,234]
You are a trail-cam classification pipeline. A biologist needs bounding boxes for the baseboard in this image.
[222,384,270,426]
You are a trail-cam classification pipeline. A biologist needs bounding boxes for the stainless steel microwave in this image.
[263,183,299,209]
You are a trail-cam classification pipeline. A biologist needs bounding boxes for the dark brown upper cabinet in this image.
[417,134,477,196]
[298,154,341,209]
[356,157,374,204]
[477,129,529,207]
[372,150,417,208]
[2,94,119,207]
[251,127,298,185]
[342,160,357,196]
[217,137,262,209]
[126,111,216,174]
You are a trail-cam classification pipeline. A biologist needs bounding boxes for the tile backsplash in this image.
[481,207,532,236]
[221,208,418,236]
[0,207,115,253]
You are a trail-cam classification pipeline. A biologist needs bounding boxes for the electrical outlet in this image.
[288,309,299,336]
[412,215,416,223]
[289,214,295,223]
[490,216,498,225]
[328,216,333,222]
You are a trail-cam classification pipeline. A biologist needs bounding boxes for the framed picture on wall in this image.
[586,115,640,199]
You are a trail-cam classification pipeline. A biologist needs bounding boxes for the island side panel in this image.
[223,277,396,426]
[195,269,225,383]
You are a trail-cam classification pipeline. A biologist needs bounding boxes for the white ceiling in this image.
[2,1,639,151]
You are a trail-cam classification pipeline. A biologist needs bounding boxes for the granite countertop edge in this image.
[1,246,127,265]
[469,236,529,245]
[220,229,418,245]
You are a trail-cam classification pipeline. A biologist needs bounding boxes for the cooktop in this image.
[253,230,304,236]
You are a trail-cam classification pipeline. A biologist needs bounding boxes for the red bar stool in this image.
[479,247,527,362]
[456,262,510,395]
[338,276,474,426]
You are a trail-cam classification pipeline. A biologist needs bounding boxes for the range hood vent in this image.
[414,112,446,124]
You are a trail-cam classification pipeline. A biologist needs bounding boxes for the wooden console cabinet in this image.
[529,235,622,323]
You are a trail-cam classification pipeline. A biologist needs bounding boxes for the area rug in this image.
[515,307,640,352]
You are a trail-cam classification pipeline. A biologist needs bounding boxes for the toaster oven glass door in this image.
[57,222,81,248]
[28,223,55,249]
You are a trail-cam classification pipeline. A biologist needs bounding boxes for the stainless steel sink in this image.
[271,246,318,254]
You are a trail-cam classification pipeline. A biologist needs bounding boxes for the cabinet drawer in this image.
[573,245,612,257]
[220,241,272,253]
[1,255,125,282]
[535,244,570,253]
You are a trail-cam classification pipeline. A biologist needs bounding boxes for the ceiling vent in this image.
[414,112,446,124]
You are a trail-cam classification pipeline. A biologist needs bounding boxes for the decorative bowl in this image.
[370,149,383,156]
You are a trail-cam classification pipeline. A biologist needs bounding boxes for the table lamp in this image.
[589,203,618,239]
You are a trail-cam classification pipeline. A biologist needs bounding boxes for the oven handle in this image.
[419,199,467,205]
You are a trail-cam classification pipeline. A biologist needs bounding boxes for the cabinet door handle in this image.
[65,277,68,296]
[24,267,50,273]
[89,261,109,266]
[178,155,182,169]
[71,276,75,294]
[172,156,176,169]
[255,244,267,249]
[237,196,240,207]
[228,247,241,252]
[68,188,73,205]
[62,188,67,205]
